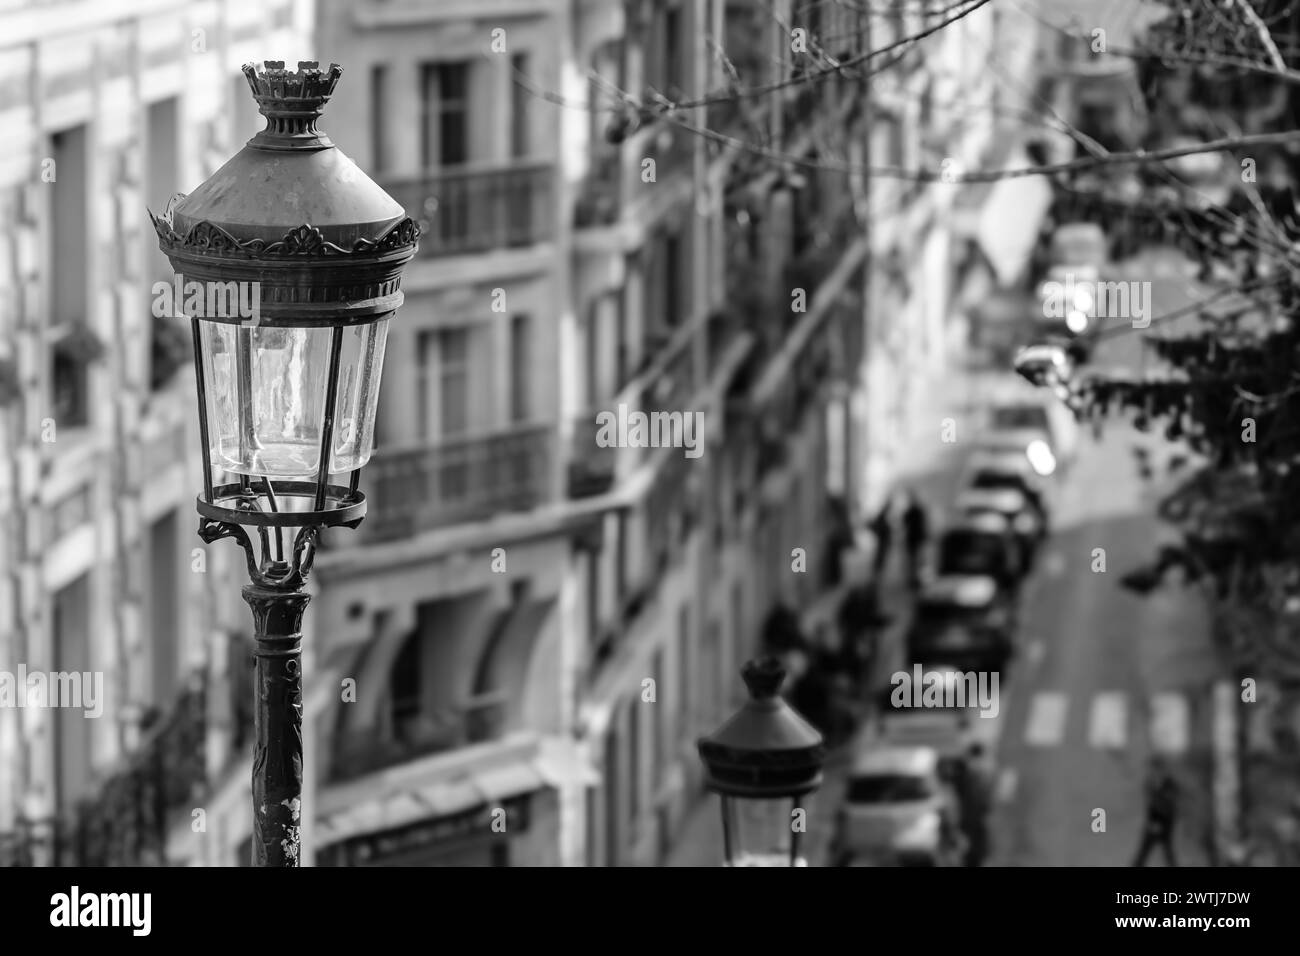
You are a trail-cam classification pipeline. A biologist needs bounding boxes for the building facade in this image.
[1,0,1046,867]
[0,0,311,865]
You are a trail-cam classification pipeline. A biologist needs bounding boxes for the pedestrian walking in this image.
[868,496,894,579]
[836,581,890,687]
[901,491,931,590]
[956,742,994,867]
[1133,757,1180,867]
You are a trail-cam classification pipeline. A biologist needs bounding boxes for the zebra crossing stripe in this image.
[1088,692,1127,749]
[1151,693,1189,755]
[1024,692,1068,746]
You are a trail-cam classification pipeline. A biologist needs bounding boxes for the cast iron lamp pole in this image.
[698,657,826,866]
[150,60,420,866]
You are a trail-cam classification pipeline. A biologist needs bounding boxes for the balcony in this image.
[359,424,553,543]
[787,199,862,294]
[575,148,622,229]
[567,413,620,498]
[642,123,695,181]
[0,679,208,867]
[382,161,554,259]
[331,692,508,782]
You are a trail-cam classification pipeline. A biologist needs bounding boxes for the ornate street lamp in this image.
[149,61,419,866]
[697,657,826,866]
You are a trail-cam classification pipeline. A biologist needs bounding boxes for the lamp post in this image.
[697,657,826,866]
[150,60,419,867]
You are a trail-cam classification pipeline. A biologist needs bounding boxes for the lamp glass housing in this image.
[719,794,807,867]
[200,318,388,478]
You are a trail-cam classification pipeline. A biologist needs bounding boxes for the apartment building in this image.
[1035,0,1163,162]
[260,0,865,868]
[0,0,311,865]
[0,0,1035,868]
[569,0,875,865]
[859,0,1048,512]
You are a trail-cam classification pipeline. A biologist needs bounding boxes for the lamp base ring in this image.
[197,481,366,529]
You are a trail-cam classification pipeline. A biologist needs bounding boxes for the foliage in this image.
[151,314,192,390]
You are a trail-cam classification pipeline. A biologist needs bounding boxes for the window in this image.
[52,574,91,812]
[628,699,641,821]
[146,98,185,392]
[510,53,529,158]
[50,124,90,427]
[845,773,935,804]
[509,314,530,423]
[587,547,601,647]
[889,2,906,46]
[937,532,1005,576]
[665,233,683,328]
[648,3,685,99]
[148,512,179,709]
[651,649,664,787]
[370,65,388,173]
[390,634,421,739]
[416,328,471,440]
[615,511,628,607]
[439,328,470,436]
[584,302,600,410]
[991,405,1049,431]
[971,470,1022,492]
[615,284,630,389]
[677,605,691,730]
[887,116,905,170]
[664,7,683,98]
[421,61,471,167]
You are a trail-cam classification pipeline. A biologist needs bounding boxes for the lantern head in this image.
[697,657,827,866]
[149,61,420,570]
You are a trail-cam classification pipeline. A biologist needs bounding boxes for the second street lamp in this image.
[698,657,827,866]
[149,60,420,867]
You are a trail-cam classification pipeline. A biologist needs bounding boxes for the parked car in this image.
[1036,221,1109,344]
[961,451,1051,532]
[874,671,976,780]
[934,511,1029,589]
[984,391,1078,472]
[830,745,965,867]
[956,487,1045,567]
[906,575,1016,671]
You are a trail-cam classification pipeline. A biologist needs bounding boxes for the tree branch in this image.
[1228,0,1289,74]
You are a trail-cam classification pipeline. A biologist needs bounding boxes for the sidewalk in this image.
[664,358,990,866]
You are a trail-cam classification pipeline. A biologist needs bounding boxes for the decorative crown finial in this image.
[741,657,786,700]
[241,60,343,150]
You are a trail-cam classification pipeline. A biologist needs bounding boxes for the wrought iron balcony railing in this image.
[360,424,553,542]
[574,148,622,229]
[382,160,554,259]
[0,679,207,867]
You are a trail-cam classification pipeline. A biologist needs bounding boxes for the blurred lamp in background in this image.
[697,657,826,866]
[150,60,419,867]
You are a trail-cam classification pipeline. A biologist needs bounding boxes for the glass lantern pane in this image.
[726,796,800,866]
[330,318,389,472]
[200,320,387,478]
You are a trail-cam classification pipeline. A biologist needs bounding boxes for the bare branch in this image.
[1228,0,1289,73]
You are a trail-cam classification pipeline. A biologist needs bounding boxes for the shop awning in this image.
[953,148,1053,287]
[314,736,598,847]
